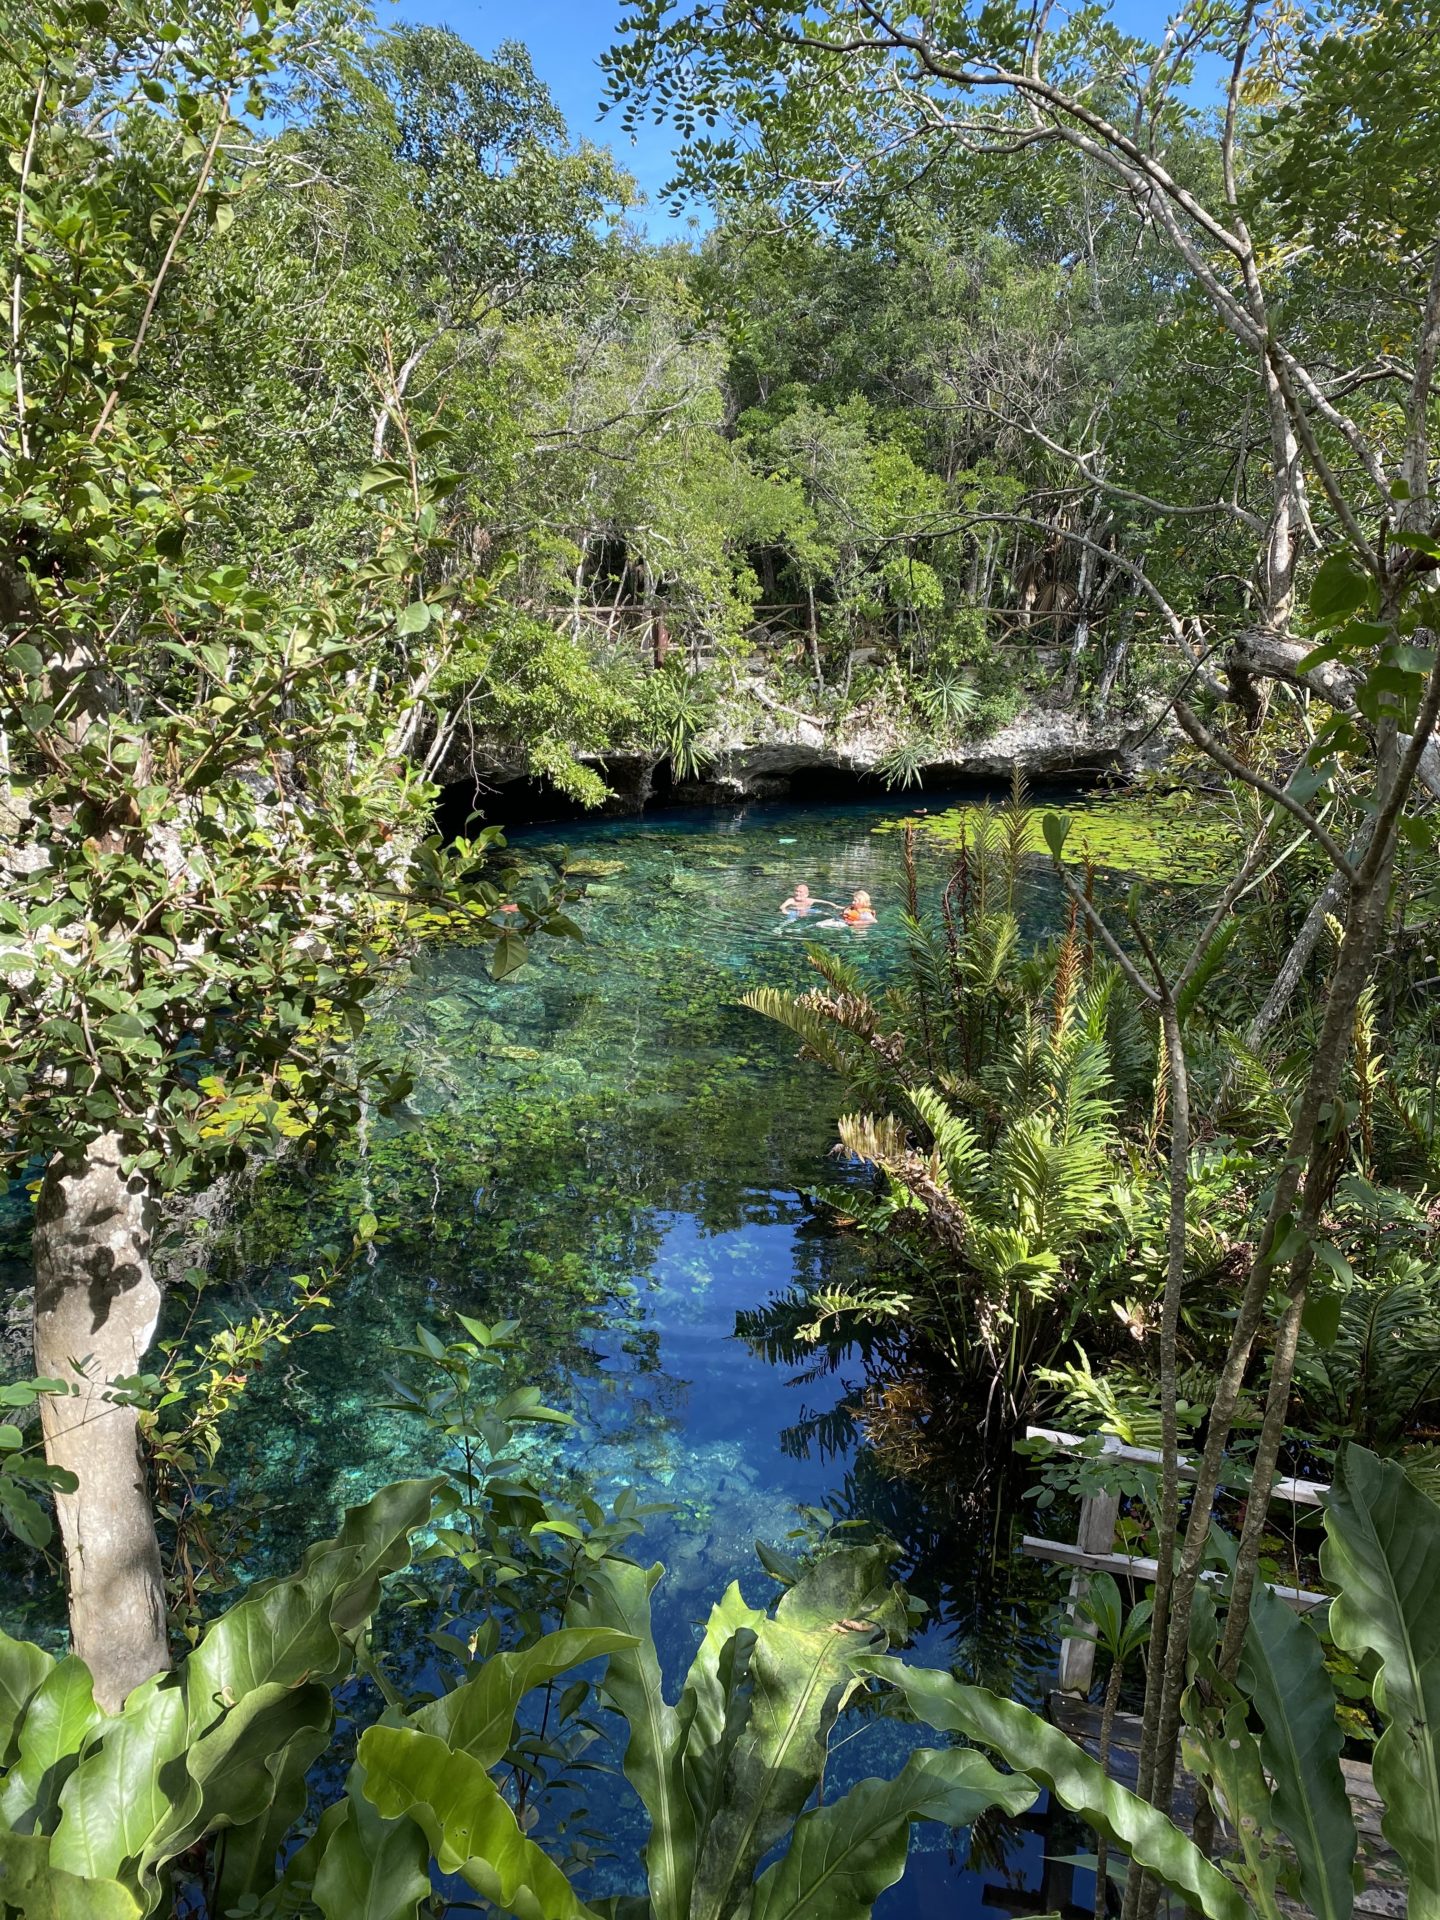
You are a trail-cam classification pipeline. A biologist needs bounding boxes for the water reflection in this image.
[5,795,1089,1916]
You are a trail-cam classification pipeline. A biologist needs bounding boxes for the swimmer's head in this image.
[793,884,811,900]
[852,890,871,907]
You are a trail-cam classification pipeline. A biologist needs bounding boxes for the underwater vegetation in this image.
[73,799,1067,1693]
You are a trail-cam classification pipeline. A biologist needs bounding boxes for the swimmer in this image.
[843,890,877,927]
[780,883,842,917]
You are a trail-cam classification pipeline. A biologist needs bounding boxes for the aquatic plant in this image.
[889,793,1241,884]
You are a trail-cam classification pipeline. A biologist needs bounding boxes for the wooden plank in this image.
[1025,1425,1328,1507]
[1021,1535,1328,1613]
[1057,1486,1122,1695]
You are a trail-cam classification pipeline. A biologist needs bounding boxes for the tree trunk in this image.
[1062,499,1104,704]
[32,1133,170,1710]
[1244,869,1346,1051]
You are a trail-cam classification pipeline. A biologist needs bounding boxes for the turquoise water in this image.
[6,796,1082,1911]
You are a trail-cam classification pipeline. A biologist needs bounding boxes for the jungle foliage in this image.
[6,0,1440,1916]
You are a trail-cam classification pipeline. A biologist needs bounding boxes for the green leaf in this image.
[211,1714,334,1910]
[1303,1291,1344,1348]
[1182,1701,1285,1920]
[570,1562,695,1920]
[675,1579,767,1850]
[1041,812,1070,859]
[690,1550,904,1920]
[51,1479,437,1902]
[750,1745,1036,1920]
[1239,1582,1355,1920]
[490,932,527,981]
[396,601,431,635]
[853,1658,1250,1920]
[1323,1445,1440,1918]
[312,1771,429,1920]
[0,1484,54,1550]
[0,1629,54,1770]
[413,1628,637,1767]
[1310,554,1373,623]
[0,1657,103,1834]
[358,1725,600,1920]
[0,1831,139,1919]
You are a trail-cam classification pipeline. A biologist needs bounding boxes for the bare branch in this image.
[1171,700,1359,882]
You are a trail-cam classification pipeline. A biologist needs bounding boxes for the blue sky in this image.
[386,0,702,231]
[385,1,1203,233]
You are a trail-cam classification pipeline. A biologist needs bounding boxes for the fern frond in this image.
[805,942,868,998]
[795,1287,915,1342]
[1175,916,1241,1024]
[909,1086,986,1192]
[739,987,864,1077]
[1037,1350,1167,1450]
[1218,1028,1295,1139]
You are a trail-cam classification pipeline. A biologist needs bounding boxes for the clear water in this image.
[8,795,1094,1913]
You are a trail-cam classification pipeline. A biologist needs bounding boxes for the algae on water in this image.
[885,791,1238,883]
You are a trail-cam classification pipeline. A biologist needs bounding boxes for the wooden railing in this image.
[1022,1426,1329,1693]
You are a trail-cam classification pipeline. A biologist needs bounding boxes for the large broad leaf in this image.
[358,1724,599,1920]
[51,1478,436,1908]
[0,1656,103,1834]
[675,1581,765,1841]
[47,1685,190,1892]
[570,1561,696,1920]
[54,1681,331,1907]
[188,1477,440,1710]
[0,1630,54,1771]
[1323,1443,1440,1918]
[311,1768,430,1920]
[854,1658,1251,1920]
[413,1626,636,1767]
[1239,1577,1355,1920]
[689,1548,901,1920]
[162,1681,333,1871]
[750,1745,1037,1920]
[262,1796,349,1910]
[0,1830,139,1919]
[211,1715,335,1911]
[1182,1699,1285,1920]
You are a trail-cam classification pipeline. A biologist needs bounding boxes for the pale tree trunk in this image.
[1244,869,1346,1050]
[806,584,823,691]
[1095,631,1128,717]
[32,1132,170,1710]
[1062,498,1105,704]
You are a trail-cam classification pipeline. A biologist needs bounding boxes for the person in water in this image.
[843,890,877,926]
[781,883,842,916]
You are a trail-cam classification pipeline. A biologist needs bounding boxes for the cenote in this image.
[258,789,1127,1911]
[3,787,1177,1913]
